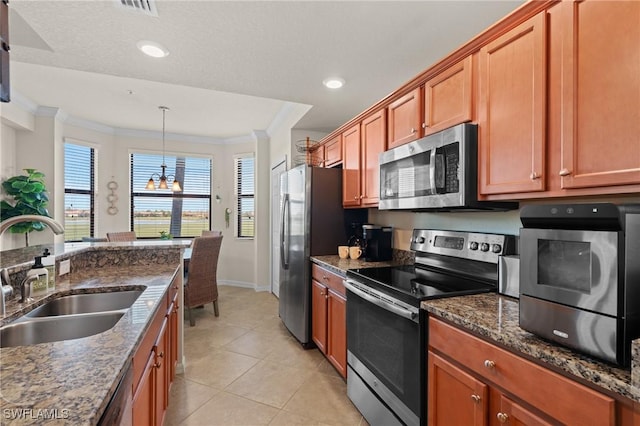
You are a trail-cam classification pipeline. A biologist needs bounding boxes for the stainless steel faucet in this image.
[0,215,65,313]
[0,215,65,236]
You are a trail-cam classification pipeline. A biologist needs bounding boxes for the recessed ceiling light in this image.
[323,78,345,89]
[136,40,169,58]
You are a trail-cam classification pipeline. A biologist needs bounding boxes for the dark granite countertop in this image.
[311,251,414,276]
[0,243,185,425]
[422,293,640,403]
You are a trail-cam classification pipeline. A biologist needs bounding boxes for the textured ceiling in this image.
[7,0,524,140]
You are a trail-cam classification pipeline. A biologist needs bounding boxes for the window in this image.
[64,143,95,242]
[235,154,255,238]
[130,153,211,238]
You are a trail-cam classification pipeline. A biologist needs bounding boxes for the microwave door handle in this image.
[344,280,418,322]
[429,148,437,195]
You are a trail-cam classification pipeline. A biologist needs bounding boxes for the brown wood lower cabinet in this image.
[428,317,616,426]
[132,272,180,426]
[311,264,347,378]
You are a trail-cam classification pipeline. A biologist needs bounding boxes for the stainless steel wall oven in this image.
[519,203,640,366]
[345,229,516,425]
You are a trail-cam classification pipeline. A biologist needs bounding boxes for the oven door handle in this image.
[344,280,418,322]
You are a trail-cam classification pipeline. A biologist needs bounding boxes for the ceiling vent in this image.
[115,0,158,17]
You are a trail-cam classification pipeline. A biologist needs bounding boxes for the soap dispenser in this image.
[27,256,49,297]
[41,248,56,292]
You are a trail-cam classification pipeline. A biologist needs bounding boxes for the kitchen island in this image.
[0,241,187,425]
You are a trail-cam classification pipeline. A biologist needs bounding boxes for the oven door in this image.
[520,228,622,316]
[345,279,422,426]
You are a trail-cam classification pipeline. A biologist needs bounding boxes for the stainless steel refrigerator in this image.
[278,164,363,346]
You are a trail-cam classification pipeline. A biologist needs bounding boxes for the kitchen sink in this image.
[0,312,125,348]
[25,290,143,317]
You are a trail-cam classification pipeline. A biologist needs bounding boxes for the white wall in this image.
[268,103,312,171]
[0,104,264,288]
[370,194,640,251]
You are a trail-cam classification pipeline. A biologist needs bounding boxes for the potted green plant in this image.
[159,230,173,240]
[1,168,52,246]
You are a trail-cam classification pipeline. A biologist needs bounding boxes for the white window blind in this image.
[64,143,95,241]
[130,153,212,238]
[235,155,255,238]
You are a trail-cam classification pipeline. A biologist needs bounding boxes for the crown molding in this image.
[9,91,39,114]
[9,90,271,145]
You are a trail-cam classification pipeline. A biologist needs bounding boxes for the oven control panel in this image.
[410,229,516,264]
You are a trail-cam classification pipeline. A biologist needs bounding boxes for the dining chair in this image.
[184,235,223,326]
[201,230,222,237]
[106,231,137,242]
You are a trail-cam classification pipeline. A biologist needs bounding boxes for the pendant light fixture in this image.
[145,106,182,192]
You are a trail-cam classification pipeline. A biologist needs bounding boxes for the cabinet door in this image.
[326,290,347,379]
[132,354,155,426]
[311,279,328,354]
[168,297,178,383]
[324,136,342,167]
[428,352,488,426]
[387,88,422,149]
[496,395,554,426]
[423,56,473,135]
[558,0,640,189]
[360,109,386,207]
[478,12,547,195]
[154,319,169,425]
[342,123,362,207]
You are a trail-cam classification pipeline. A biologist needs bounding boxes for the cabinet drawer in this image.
[311,264,345,297]
[429,317,615,426]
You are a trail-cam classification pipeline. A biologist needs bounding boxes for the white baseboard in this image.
[219,280,271,293]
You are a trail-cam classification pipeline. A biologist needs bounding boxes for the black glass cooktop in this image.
[347,264,496,307]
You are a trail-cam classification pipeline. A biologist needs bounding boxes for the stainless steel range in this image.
[344,229,516,426]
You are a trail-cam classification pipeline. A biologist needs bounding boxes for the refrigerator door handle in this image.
[280,193,290,270]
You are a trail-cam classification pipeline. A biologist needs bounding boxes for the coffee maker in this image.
[362,225,393,261]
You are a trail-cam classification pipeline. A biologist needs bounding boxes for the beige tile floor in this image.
[165,286,368,426]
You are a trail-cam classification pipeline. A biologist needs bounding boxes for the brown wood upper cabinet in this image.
[342,123,362,207]
[478,0,640,199]
[323,135,342,167]
[477,12,547,196]
[557,0,640,190]
[387,87,422,149]
[423,56,474,136]
[342,109,386,208]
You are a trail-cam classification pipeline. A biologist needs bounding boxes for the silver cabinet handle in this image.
[559,168,571,176]
[530,172,540,180]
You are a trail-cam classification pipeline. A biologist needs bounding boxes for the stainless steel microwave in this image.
[519,203,640,366]
[378,123,516,211]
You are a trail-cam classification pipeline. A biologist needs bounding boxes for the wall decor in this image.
[107,179,118,215]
